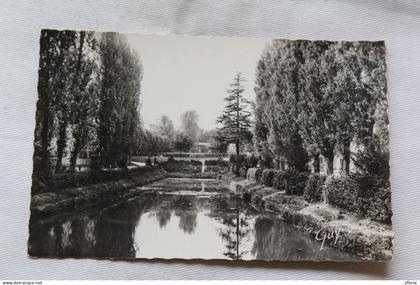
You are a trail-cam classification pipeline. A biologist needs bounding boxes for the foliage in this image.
[210,130,229,154]
[135,129,172,155]
[217,72,252,157]
[303,173,327,203]
[35,30,81,179]
[254,40,310,172]
[352,135,390,179]
[325,176,360,213]
[97,32,142,169]
[261,169,276,187]
[271,170,288,191]
[229,154,258,177]
[325,175,392,223]
[150,115,176,146]
[354,174,392,223]
[174,133,194,152]
[33,30,143,192]
[254,40,388,175]
[48,166,160,191]
[181,110,200,145]
[276,169,309,195]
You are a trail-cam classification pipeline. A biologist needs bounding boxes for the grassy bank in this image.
[31,160,230,218]
[31,167,166,219]
[238,180,393,261]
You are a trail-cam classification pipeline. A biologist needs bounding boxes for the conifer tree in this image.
[217,72,252,158]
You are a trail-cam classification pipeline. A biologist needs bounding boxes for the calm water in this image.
[29,178,358,261]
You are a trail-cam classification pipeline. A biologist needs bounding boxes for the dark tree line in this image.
[254,40,388,175]
[33,30,142,192]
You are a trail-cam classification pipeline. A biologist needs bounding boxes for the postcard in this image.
[28,30,392,261]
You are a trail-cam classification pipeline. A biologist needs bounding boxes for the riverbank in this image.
[236,180,393,261]
[30,160,230,218]
[30,167,166,219]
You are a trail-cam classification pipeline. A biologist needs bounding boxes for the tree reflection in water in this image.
[29,188,359,260]
[151,194,199,234]
[173,196,198,234]
[28,194,155,258]
[211,196,253,260]
[251,216,359,261]
[154,204,172,228]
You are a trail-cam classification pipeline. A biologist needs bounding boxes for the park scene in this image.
[28,30,392,261]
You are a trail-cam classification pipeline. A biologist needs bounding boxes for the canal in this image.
[28,178,358,261]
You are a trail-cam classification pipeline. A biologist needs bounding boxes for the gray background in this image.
[1,0,420,280]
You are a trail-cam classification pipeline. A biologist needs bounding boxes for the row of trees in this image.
[33,30,142,191]
[254,40,388,175]
[137,110,230,155]
[135,111,198,155]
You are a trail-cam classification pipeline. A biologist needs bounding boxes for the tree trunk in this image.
[313,152,320,173]
[55,119,68,173]
[326,154,334,175]
[235,140,240,157]
[236,205,239,260]
[280,158,286,171]
[70,136,81,172]
[343,139,351,175]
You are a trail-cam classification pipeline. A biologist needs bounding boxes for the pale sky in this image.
[126,33,267,130]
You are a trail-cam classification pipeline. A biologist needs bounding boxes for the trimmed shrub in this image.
[356,175,392,224]
[286,170,309,196]
[325,176,360,213]
[367,185,392,224]
[325,175,392,224]
[245,155,259,168]
[303,173,327,203]
[258,168,309,195]
[261,169,276,187]
[272,170,288,191]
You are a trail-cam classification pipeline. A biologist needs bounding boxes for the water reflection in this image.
[29,178,359,261]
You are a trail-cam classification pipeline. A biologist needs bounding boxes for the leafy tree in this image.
[254,40,387,175]
[53,31,78,173]
[217,72,252,158]
[180,110,200,145]
[254,41,309,172]
[97,33,142,168]
[33,30,79,191]
[174,133,194,153]
[329,41,387,174]
[68,31,101,171]
[297,40,336,173]
[151,115,176,144]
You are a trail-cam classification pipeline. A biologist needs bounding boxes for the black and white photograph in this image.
[28,30,392,261]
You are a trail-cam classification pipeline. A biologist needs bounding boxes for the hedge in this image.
[259,168,309,195]
[356,175,392,224]
[272,170,289,191]
[286,170,309,196]
[303,173,327,203]
[325,175,392,224]
[261,169,276,187]
[325,176,360,213]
